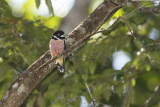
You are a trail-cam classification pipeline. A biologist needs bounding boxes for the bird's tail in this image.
[57,63,65,73]
[56,56,65,73]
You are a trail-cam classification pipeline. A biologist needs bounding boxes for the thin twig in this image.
[145,42,160,46]
[144,85,160,107]
[70,57,96,107]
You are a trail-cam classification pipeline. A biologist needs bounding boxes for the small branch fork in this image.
[70,57,96,107]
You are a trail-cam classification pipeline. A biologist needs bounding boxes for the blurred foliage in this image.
[0,0,160,107]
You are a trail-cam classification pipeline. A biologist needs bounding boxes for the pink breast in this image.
[49,39,64,57]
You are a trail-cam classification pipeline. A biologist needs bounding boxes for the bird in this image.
[49,30,66,73]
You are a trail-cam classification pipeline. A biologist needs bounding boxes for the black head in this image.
[52,30,65,40]
[54,30,64,36]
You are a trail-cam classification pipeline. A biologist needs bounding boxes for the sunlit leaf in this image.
[35,0,41,9]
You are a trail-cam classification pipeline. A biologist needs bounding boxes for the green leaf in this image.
[45,0,54,15]
[35,0,41,9]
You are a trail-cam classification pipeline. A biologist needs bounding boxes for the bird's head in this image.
[52,30,67,39]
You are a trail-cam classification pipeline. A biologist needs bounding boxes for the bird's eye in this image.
[57,33,60,36]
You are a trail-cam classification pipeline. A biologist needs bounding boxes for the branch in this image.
[0,1,127,107]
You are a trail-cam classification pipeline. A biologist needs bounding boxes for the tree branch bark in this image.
[0,0,128,107]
